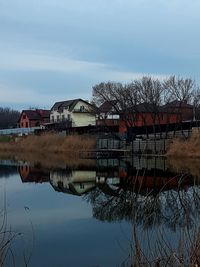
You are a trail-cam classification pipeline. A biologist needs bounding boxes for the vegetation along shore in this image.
[0,134,96,166]
[167,131,200,158]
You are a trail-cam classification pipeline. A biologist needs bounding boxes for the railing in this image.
[0,127,41,136]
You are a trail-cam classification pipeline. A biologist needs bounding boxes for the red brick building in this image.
[18,109,50,128]
[118,101,194,134]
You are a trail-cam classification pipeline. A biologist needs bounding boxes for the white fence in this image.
[0,127,41,136]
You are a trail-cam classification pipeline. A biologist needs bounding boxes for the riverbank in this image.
[0,134,96,167]
[167,132,200,158]
[0,134,95,153]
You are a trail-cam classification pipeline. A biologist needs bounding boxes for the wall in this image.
[19,112,30,128]
[50,101,96,127]
[119,112,179,134]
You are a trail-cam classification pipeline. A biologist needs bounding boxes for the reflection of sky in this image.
[0,173,131,267]
[0,0,200,109]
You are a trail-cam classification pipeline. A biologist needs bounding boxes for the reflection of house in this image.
[118,168,194,194]
[50,170,96,195]
[19,165,50,183]
[50,99,96,127]
[18,109,50,128]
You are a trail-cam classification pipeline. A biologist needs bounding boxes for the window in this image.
[62,115,65,121]
[67,114,71,121]
[26,122,28,128]
[51,116,54,122]
[80,105,85,112]
[23,114,26,119]
[80,183,84,189]
[57,115,60,121]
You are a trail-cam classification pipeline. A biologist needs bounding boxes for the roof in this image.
[51,98,94,112]
[122,103,163,113]
[163,100,193,109]
[135,103,161,113]
[99,100,118,113]
[22,110,41,120]
[37,109,51,118]
[19,109,50,121]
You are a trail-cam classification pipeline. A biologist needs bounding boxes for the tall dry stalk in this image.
[0,134,96,155]
[167,132,200,158]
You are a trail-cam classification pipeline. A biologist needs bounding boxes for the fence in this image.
[0,127,41,136]
[130,139,171,154]
[96,138,126,150]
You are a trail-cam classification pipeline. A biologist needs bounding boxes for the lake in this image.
[0,156,199,266]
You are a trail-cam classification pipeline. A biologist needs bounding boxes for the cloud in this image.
[0,0,200,109]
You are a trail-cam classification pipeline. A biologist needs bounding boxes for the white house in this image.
[50,98,96,127]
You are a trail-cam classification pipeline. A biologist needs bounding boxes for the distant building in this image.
[96,100,120,127]
[119,102,194,134]
[162,100,193,121]
[18,109,50,128]
[50,98,96,127]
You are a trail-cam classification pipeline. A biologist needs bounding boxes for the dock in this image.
[79,149,130,159]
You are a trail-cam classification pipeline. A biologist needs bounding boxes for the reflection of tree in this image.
[123,225,200,266]
[84,171,200,266]
[85,175,200,231]
[85,186,133,222]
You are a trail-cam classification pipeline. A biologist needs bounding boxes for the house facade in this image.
[50,99,96,127]
[162,100,193,121]
[18,109,50,128]
[118,102,186,134]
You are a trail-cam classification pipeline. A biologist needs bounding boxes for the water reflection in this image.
[1,156,200,266]
[16,157,200,230]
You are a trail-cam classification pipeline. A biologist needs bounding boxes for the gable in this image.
[72,100,93,112]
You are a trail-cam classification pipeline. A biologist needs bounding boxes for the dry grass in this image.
[168,158,200,181]
[0,134,96,168]
[0,134,96,154]
[167,132,200,158]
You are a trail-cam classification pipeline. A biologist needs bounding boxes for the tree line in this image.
[0,107,20,129]
[93,75,200,108]
[92,75,200,129]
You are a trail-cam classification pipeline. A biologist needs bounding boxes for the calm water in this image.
[0,157,200,266]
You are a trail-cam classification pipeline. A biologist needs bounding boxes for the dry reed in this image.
[167,132,200,158]
[0,134,96,154]
[0,134,96,168]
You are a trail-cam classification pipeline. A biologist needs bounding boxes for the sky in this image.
[0,0,200,110]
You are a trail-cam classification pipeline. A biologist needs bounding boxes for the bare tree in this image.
[163,76,196,135]
[93,82,141,136]
[0,107,20,129]
[93,76,199,140]
[192,87,200,121]
[134,77,164,138]
[163,75,194,103]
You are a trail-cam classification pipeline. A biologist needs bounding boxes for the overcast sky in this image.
[0,0,200,110]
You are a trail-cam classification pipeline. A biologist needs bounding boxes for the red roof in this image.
[19,109,50,121]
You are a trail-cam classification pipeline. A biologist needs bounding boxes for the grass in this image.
[0,133,96,168]
[0,133,96,154]
[167,132,200,158]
